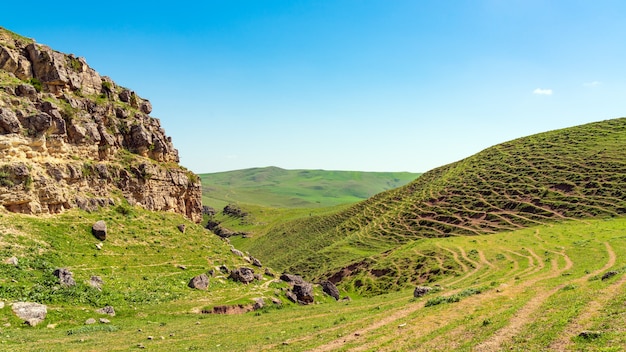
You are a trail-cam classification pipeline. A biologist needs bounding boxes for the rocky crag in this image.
[0,27,201,222]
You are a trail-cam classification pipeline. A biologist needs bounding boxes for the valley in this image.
[0,25,625,351]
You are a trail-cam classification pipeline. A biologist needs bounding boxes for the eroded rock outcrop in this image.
[0,27,201,222]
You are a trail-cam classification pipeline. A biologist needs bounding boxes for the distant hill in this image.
[199,167,420,209]
[245,118,626,292]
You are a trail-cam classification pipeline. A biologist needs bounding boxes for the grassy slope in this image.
[200,167,419,209]
[1,218,624,351]
[0,207,295,335]
[245,118,626,291]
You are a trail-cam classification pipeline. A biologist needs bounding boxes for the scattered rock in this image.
[218,265,230,274]
[229,267,256,284]
[208,304,255,315]
[95,243,103,250]
[188,273,210,290]
[292,282,314,304]
[578,330,602,339]
[413,286,433,298]
[88,276,104,290]
[96,306,116,316]
[4,256,18,266]
[99,318,110,324]
[601,271,618,281]
[137,343,145,349]
[280,273,305,285]
[202,205,216,216]
[251,256,263,267]
[12,302,47,326]
[147,336,153,340]
[223,204,248,218]
[177,224,186,233]
[53,268,76,287]
[0,301,4,309]
[270,297,282,305]
[92,220,107,241]
[253,298,265,310]
[47,323,57,329]
[320,281,340,300]
[285,291,298,304]
[341,296,352,302]
[85,318,96,325]
[230,248,244,257]
[264,268,275,277]
[177,264,187,270]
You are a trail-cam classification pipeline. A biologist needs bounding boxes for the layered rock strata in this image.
[0,27,201,222]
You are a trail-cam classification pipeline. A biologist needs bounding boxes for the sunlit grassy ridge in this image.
[246,118,626,292]
[199,167,419,209]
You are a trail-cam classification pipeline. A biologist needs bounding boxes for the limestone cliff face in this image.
[0,28,202,222]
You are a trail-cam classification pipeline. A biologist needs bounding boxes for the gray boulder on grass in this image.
[12,302,47,326]
[92,220,107,241]
[53,268,76,287]
[413,286,433,298]
[229,267,255,284]
[320,281,340,300]
[188,274,210,290]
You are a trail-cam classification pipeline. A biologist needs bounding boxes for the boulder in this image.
[285,291,298,304]
[12,302,47,326]
[251,257,263,267]
[92,220,107,241]
[140,100,152,114]
[53,268,76,287]
[413,286,433,298]
[292,283,314,304]
[320,281,340,300]
[253,298,265,310]
[16,84,37,100]
[0,107,22,134]
[4,256,18,266]
[280,273,305,285]
[230,248,244,257]
[118,89,132,102]
[188,274,210,290]
[88,275,103,290]
[229,267,255,284]
[85,318,96,325]
[96,306,116,316]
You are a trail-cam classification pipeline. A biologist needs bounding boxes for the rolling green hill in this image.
[244,118,626,293]
[199,167,419,209]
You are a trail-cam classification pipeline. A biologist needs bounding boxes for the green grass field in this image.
[199,167,419,209]
[1,210,624,351]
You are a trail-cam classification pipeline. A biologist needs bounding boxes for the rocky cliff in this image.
[0,27,202,222]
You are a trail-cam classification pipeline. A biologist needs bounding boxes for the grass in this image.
[0,214,624,351]
[200,166,419,209]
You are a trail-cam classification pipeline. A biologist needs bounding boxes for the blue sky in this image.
[2,1,626,173]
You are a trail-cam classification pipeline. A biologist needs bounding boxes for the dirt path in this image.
[437,245,469,273]
[549,242,619,350]
[474,242,611,352]
[309,301,427,352]
[478,249,495,269]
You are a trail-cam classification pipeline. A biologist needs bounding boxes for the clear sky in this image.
[2,1,626,173]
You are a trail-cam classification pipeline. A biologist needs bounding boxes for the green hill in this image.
[244,118,626,293]
[199,167,419,209]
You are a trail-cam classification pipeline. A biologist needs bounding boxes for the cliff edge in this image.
[0,27,202,222]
